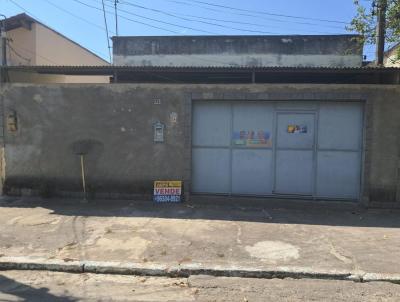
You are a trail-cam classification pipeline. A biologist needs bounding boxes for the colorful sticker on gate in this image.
[287,125,308,134]
[232,130,272,147]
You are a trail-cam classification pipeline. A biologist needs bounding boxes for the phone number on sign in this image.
[153,195,181,202]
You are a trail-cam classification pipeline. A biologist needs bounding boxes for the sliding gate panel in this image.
[316,151,361,198]
[192,102,231,147]
[192,102,231,193]
[231,103,274,195]
[192,101,274,195]
[192,148,230,193]
[316,102,363,199]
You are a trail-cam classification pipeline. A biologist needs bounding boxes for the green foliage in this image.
[348,0,400,61]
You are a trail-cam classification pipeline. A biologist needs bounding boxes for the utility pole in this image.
[101,0,112,63]
[0,15,7,67]
[375,0,387,65]
[114,0,119,37]
[0,15,7,85]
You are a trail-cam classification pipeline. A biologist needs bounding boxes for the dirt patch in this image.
[7,215,61,226]
[245,240,300,263]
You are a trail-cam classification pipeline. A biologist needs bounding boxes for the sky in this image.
[0,0,376,63]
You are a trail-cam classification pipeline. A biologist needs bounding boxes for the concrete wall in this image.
[0,83,399,207]
[113,35,363,67]
[0,84,187,198]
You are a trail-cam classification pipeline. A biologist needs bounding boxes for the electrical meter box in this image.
[153,122,165,142]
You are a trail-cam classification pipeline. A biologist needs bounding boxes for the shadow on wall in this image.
[0,195,400,228]
[71,138,104,199]
[3,139,106,198]
[71,139,104,158]
[3,137,154,198]
[0,275,76,302]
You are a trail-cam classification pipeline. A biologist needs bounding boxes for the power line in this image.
[113,0,277,34]
[98,0,218,34]
[80,0,347,37]
[72,0,181,34]
[179,0,349,25]
[179,14,338,35]
[42,0,115,35]
[8,0,43,21]
[114,0,342,35]
[101,0,112,62]
[164,0,346,30]
[7,40,31,63]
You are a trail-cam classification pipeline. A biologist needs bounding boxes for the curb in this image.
[0,257,399,284]
[0,257,83,273]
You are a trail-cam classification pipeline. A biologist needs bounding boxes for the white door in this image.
[274,112,316,195]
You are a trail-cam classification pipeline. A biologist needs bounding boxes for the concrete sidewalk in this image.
[0,196,399,281]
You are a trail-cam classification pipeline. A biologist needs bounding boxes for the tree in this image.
[348,0,400,63]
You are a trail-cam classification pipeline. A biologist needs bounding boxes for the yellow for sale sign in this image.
[153,181,182,202]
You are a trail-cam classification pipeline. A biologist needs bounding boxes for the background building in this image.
[1,13,110,83]
[384,43,400,67]
[112,35,363,67]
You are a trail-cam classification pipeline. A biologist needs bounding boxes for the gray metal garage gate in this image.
[192,101,364,200]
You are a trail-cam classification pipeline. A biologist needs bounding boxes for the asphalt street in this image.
[1,271,400,302]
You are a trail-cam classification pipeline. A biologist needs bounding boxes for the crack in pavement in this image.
[329,243,353,265]
[235,223,242,246]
